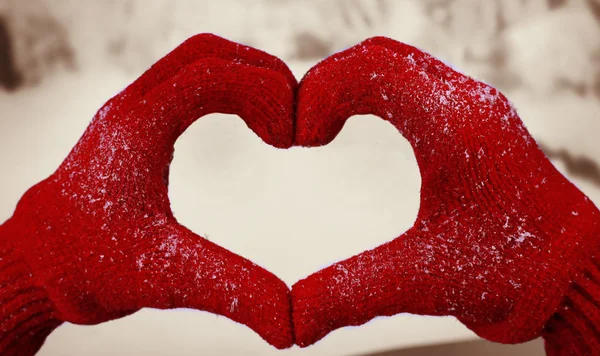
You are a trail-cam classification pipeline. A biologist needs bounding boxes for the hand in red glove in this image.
[0,34,296,355]
[292,37,600,355]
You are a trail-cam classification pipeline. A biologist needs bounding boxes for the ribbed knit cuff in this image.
[543,261,600,355]
[0,240,62,356]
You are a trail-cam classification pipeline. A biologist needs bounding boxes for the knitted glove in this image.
[292,37,600,355]
[0,33,296,355]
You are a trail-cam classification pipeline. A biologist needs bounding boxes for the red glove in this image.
[0,34,297,355]
[292,37,600,355]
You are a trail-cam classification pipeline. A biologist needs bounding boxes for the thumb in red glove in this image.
[0,33,297,355]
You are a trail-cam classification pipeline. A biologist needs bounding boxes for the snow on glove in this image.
[292,37,600,355]
[0,33,297,355]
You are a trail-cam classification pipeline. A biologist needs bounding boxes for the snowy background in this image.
[3,0,600,188]
[2,0,600,355]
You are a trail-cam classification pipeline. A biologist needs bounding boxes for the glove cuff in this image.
[0,221,62,356]
[543,260,600,355]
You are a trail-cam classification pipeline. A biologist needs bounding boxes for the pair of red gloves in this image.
[1,34,599,356]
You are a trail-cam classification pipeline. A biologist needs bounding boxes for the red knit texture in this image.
[0,33,297,355]
[292,37,600,355]
[3,33,600,355]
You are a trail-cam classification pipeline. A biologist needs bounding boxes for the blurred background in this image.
[2,0,600,355]
[3,0,600,186]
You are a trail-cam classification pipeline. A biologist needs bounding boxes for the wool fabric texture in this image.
[292,37,600,356]
[0,33,297,355]
[2,33,600,356]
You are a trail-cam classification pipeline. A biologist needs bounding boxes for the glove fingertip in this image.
[290,278,332,347]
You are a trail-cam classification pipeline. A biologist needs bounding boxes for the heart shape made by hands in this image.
[1,34,600,356]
